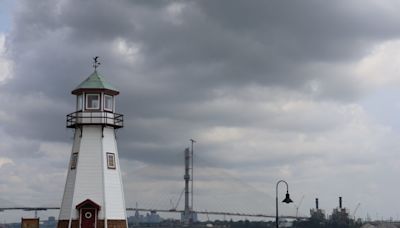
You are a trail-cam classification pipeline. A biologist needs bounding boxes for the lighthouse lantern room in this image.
[58,58,127,228]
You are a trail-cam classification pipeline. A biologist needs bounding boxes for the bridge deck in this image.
[0,207,308,219]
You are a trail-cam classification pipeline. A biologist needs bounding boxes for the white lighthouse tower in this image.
[58,59,127,228]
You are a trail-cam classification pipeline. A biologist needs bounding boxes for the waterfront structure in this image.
[329,197,350,227]
[58,60,127,228]
[21,218,39,228]
[310,198,325,221]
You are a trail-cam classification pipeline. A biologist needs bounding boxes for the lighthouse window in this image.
[104,95,113,111]
[71,153,78,170]
[77,95,83,111]
[86,94,100,110]
[106,153,116,169]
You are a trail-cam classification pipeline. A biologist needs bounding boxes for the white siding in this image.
[59,130,81,220]
[72,126,105,219]
[102,127,126,219]
[59,125,127,221]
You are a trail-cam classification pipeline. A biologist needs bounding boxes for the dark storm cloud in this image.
[197,1,400,59]
[8,0,399,103]
[3,0,400,177]
[123,0,400,92]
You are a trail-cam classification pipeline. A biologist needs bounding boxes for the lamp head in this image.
[282,192,293,204]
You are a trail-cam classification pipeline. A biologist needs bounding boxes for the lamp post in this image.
[276,180,293,228]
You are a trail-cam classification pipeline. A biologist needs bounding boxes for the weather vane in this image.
[93,56,101,70]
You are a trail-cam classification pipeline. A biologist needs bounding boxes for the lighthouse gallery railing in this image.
[66,111,123,129]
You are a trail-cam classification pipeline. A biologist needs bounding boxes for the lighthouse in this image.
[58,58,127,228]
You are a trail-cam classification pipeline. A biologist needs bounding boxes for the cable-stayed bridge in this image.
[0,207,306,220]
[120,146,305,222]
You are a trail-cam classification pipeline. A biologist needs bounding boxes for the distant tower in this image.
[58,59,127,228]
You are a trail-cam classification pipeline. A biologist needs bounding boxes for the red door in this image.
[81,208,96,228]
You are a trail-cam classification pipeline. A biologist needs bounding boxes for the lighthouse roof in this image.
[72,71,119,95]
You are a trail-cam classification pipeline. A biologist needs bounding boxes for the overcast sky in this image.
[3,0,400,222]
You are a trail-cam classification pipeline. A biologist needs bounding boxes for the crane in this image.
[352,203,361,220]
[295,195,305,219]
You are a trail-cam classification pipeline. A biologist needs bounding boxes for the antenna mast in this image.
[184,148,190,225]
[190,139,196,212]
[183,139,196,225]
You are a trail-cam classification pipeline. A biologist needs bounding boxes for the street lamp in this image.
[276,180,293,228]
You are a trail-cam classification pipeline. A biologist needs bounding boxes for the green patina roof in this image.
[73,70,119,92]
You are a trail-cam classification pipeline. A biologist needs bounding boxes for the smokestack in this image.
[315,198,319,209]
[339,197,342,209]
